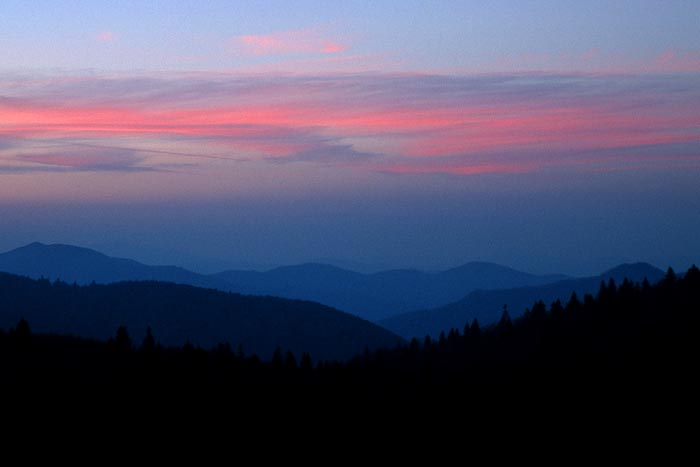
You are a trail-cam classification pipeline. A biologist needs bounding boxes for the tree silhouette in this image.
[115,326,132,352]
[15,318,31,340]
[300,352,313,372]
[662,267,677,288]
[141,326,156,352]
[271,346,284,370]
[550,299,564,320]
[685,265,700,285]
[285,350,298,371]
[497,305,512,333]
[565,292,581,314]
[469,318,481,338]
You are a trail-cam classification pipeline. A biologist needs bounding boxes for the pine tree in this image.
[271,346,284,370]
[497,305,513,338]
[566,292,581,314]
[115,325,132,352]
[285,350,298,370]
[15,318,31,340]
[470,319,481,338]
[300,352,313,372]
[141,326,156,352]
[550,299,564,320]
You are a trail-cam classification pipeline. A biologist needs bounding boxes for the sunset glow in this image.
[2,73,698,178]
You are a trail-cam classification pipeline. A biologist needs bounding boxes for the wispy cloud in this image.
[232,28,348,56]
[0,137,15,151]
[2,71,699,176]
[266,143,378,165]
[97,31,116,43]
[465,48,700,75]
[321,43,347,54]
[647,49,700,73]
[16,146,152,172]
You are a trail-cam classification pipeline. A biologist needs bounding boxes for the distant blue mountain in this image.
[0,242,569,322]
[0,242,232,290]
[213,262,569,321]
[380,263,666,339]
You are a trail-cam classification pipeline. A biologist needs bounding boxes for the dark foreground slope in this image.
[1,266,697,421]
[0,272,400,361]
[382,263,664,338]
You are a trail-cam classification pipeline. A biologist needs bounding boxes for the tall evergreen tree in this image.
[566,292,581,314]
[141,326,156,352]
[498,305,512,331]
[470,319,481,338]
[115,326,132,352]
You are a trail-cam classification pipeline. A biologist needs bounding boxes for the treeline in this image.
[1,266,698,410]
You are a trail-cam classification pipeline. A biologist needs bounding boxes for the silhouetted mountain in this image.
[0,242,232,290]
[214,261,568,321]
[2,243,567,321]
[380,262,665,339]
[0,272,401,361]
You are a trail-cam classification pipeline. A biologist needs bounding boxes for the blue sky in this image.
[2,1,699,72]
[1,1,699,274]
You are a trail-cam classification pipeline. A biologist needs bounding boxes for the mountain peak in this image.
[268,262,361,277]
[17,241,46,250]
[15,241,97,252]
[443,261,518,274]
[274,262,348,271]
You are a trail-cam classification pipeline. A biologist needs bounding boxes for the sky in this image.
[1,1,699,275]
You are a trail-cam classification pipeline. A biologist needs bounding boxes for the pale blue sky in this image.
[2,1,699,72]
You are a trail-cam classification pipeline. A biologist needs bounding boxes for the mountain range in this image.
[380,263,665,339]
[0,271,401,361]
[0,242,668,342]
[0,242,567,321]
[213,262,569,320]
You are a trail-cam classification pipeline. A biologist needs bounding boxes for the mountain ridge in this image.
[0,242,233,290]
[0,270,401,361]
[380,262,666,339]
[214,260,569,320]
[1,242,570,321]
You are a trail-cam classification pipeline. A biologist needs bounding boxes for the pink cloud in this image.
[322,42,347,54]
[582,48,600,60]
[460,47,700,74]
[231,52,402,74]
[97,31,116,43]
[18,146,147,172]
[371,161,537,176]
[239,35,283,55]
[232,28,348,56]
[648,49,700,73]
[2,72,699,176]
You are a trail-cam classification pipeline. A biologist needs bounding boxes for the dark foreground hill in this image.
[0,272,401,361]
[2,266,697,421]
[381,263,665,338]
